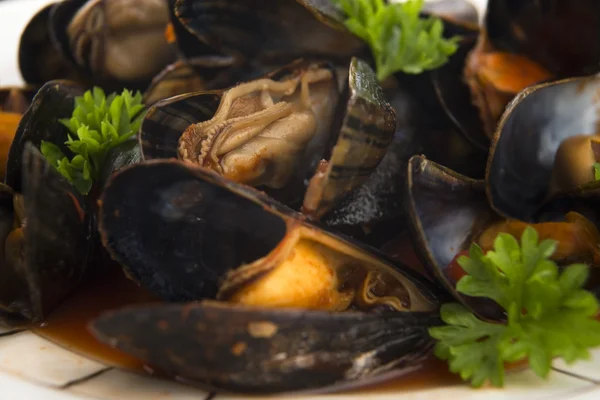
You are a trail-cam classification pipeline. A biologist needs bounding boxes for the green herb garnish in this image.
[41,87,146,195]
[331,0,460,81]
[594,162,600,181]
[429,226,600,388]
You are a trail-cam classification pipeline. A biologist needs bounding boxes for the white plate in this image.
[1,0,600,399]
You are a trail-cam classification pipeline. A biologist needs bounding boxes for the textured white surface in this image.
[0,331,107,388]
[1,0,600,399]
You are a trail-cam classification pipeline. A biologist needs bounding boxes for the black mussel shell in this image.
[302,57,396,218]
[322,65,489,242]
[166,0,217,59]
[91,301,440,394]
[431,38,488,151]
[99,159,442,305]
[18,3,85,87]
[405,155,504,320]
[487,75,600,221]
[174,0,366,67]
[142,56,237,106]
[6,80,83,193]
[139,90,221,161]
[486,0,600,77]
[0,144,92,326]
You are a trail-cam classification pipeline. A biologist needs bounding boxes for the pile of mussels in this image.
[2,0,600,395]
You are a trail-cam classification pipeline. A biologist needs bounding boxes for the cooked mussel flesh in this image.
[177,63,337,190]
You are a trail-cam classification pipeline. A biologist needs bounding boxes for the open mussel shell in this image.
[486,0,600,77]
[487,75,600,221]
[405,155,504,320]
[140,57,395,215]
[91,300,440,394]
[0,144,92,326]
[5,80,83,192]
[99,159,442,306]
[174,0,366,68]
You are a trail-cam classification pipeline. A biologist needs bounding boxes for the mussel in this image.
[173,0,366,72]
[458,0,600,141]
[140,57,396,218]
[405,155,600,319]
[94,159,444,393]
[0,144,91,326]
[487,74,600,222]
[19,0,177,91]
[0,80,143,325]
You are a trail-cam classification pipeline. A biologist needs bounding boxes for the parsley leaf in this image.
[429,226,600,387]
[331,0,460,81]
[594,162,600,181]
[41,87,146,195]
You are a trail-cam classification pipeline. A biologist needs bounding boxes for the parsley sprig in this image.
[593,163,600,181]
[429,226,600,387]
[331,0,460,81]
[41,88,146,195]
